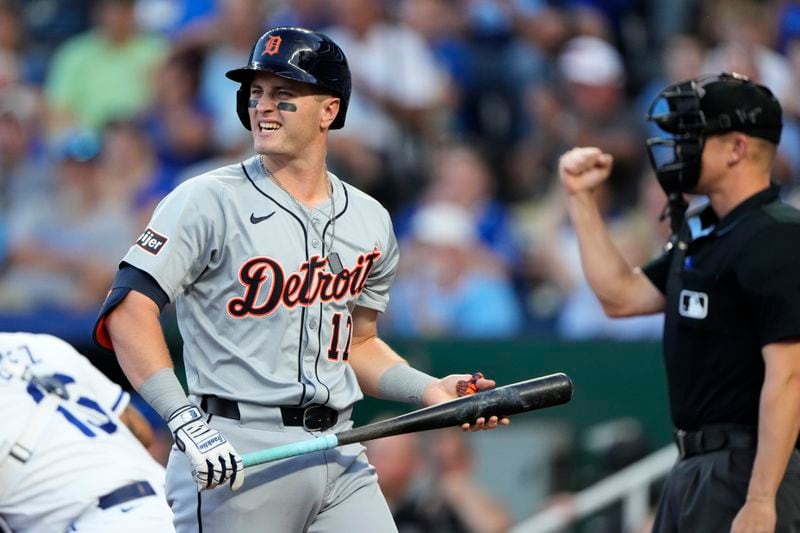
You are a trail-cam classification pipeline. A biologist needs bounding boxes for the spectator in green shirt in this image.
[45,0,167,134]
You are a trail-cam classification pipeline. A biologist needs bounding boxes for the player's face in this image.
[248,72,340,158]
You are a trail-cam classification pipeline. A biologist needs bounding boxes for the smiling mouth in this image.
[259,122,281,133]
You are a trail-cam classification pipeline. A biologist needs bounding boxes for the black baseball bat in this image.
[242,372,573,468]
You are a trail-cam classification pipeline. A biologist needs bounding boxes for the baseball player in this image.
[93,26,506,532]
[0,332,174,532]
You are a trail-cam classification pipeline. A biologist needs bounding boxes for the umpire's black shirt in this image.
[643,185,800,430]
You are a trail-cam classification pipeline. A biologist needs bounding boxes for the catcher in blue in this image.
[93,26,506,532]
[0,332,174,532]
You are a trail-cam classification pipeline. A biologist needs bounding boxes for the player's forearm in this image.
[106,294,192,421]
[565,192,643,315]
[746,366,800,501]
[105,292,174,389]
[348,336,409,398]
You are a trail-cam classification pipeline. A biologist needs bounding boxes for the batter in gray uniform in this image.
[93,27,506,532]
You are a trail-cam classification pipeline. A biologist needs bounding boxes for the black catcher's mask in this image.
[645,72,782,196]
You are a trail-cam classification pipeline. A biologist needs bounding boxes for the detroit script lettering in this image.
[227,249,381,318]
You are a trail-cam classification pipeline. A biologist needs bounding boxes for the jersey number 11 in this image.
[327,313,353,362]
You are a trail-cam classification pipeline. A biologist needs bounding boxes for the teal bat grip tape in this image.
[242,434,339,468]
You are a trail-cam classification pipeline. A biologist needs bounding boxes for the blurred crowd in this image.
[2,0,800,341]
[367,427,513,533]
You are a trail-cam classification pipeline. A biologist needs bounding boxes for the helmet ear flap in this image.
[236,85,252,131]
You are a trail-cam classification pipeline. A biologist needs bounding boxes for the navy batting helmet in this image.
[225,27,351,130]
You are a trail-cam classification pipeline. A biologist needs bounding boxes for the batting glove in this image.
[167,406,244,492]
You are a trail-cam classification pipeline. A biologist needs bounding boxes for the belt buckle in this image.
[675,429,687,459]
[302,406,324,432]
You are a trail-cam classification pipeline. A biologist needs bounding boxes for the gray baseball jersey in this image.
[123,155,399,410]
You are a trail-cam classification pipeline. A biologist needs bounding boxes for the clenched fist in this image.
[559,147,614,195]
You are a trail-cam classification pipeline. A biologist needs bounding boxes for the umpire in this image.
[559,72,800,532]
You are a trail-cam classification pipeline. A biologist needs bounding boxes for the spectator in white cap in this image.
[558,36,625,88]
[511,35,645,203]
[556,35,645,209]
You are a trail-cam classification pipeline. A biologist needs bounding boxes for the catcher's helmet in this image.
[226,27,351,130]
[645,72,782,194]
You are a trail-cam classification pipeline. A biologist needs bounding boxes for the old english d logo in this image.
[262,36,282,56]
[679,289,708,319]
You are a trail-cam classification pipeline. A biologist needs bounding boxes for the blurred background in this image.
[1,0,799,531]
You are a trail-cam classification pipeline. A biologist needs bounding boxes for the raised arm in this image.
[558,147,665,317]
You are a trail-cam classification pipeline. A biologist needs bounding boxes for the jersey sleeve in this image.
[355,212,400,313]
[737,223,800,346]
[121,177,223,302]
[641,248,673,295]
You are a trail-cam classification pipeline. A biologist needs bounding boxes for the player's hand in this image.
[168,406,244,492]
[559,147,614,195]
[422,374,511,432]
[730,497,776,533]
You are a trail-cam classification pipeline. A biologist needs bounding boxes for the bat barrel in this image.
[508,372,574,413]
[338,372,573,446]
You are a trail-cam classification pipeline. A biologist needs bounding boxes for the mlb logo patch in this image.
[679,290,708,319]
[136,228,168,255]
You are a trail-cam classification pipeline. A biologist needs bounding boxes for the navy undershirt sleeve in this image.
[92,263,169,353]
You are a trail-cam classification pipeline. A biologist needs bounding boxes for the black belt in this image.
[201,396,339,432]
[98,481,155,510]
[674,425,757,460]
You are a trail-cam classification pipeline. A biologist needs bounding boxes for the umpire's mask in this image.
[645,72,782,195]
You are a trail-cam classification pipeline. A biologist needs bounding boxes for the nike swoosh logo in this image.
[120,505,137,513]
[250,212,276,224]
